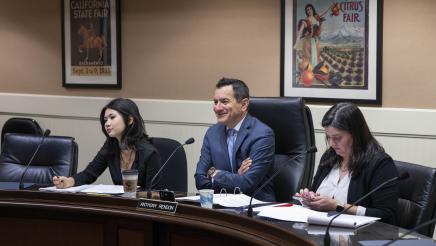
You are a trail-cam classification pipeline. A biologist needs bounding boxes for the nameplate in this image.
[137,198,178,214]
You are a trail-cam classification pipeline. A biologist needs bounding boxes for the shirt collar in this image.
[228,114,246,132]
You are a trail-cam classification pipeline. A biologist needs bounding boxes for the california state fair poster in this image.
[62,0,121,88]
[282,0,382,104]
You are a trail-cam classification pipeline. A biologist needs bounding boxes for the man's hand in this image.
[238,157,252,175]
[207,166,217,179]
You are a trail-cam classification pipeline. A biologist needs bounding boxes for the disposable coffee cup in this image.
[122,169,138,197]
[199,189,214,208]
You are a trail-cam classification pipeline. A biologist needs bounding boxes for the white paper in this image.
[176,194,268,208]
[257,204,324,223]
[175,195,201,201]
[39,184,124,194]
[39,185,94,193]
[80,184,124,194]
[307,213,380,228]
[257,204,379,228]
[253,203,289,212]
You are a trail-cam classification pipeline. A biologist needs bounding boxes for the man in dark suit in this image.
[195,78,276,202]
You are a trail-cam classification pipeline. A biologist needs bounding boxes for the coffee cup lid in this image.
[122,169,138,175]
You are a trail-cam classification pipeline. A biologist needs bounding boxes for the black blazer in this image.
[311,152,399,224]
[74,142,162,189]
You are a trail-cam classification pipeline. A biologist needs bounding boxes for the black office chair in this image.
[1,117,43,145]
[151,137,188,192]
[0,133,78,184]
[395,160,436,237]
[249,97,315,202]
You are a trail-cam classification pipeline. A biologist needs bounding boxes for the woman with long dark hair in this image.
[294,3,330,68]
[297,102,399,224]
[53,98,161,189]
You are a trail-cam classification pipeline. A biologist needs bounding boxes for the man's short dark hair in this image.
[216,77,249,102]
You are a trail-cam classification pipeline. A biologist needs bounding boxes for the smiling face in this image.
[213,85,248,129]
[104,108,127,142]
[325,126,353,160]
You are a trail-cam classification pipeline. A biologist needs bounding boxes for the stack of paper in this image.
[39,184,124,194]
[307,213,380,228]
[176,193,268,208]
[257,204,323,223]
[257,204,380,228]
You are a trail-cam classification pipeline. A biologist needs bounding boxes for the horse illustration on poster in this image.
[78,23,107,62]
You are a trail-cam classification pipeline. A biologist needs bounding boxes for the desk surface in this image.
[0,190,430,246]
[258,217,430,245]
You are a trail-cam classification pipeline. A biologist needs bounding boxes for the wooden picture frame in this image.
[61,0,121,88]
[281,0,383,104]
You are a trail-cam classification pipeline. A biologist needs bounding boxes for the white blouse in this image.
[316,165,366,216]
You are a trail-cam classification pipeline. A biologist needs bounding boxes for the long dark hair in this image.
[99,98,149,154]
[305,4,318,17]
[319,102,384,177]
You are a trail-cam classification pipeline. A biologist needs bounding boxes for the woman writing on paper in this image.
[296,102,399,224]
[53,98,161,189]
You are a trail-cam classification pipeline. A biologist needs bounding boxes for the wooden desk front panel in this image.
[0,191,316,246]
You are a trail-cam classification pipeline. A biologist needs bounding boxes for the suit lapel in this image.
[232,115,252,172]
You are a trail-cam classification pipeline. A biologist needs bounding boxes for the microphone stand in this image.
[383,218,436,246]
[324,172,409,246]
[147,137,195,199]
[247,146,317,217]
[19,130,51,190]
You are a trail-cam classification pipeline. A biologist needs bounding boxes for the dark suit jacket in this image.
[195,114,276,202]
[311,152,399,224]
[74,142,162,189]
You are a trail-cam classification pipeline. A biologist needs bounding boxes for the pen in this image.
[292,195,304,204]
[49,168,64,185]
[49,167,58,178]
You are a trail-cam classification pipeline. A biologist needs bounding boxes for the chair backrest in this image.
[248,97,315,202]
[0,133,78,184]
[395,160,436,237]
[1,117,43,145]
[151,137,188,192]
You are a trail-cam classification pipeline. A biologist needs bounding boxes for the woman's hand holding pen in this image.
[53,176,75,189]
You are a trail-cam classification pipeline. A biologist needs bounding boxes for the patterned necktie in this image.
[227,128,236,172]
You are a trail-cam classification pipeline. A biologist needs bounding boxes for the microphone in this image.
[18,129,51,190]
[324,171,410,246]
[147,137,195,199]
[246,146,317,217]
[383,218,436,246]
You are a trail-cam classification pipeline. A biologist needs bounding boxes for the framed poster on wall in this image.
[281,0,383,104]
[61,0,121,88]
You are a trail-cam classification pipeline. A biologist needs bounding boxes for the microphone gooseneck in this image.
[18,129,51,190]
[146,137,195,199]
[383,210,435,245]
[246,146,317,217]
[323,171,409,246]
